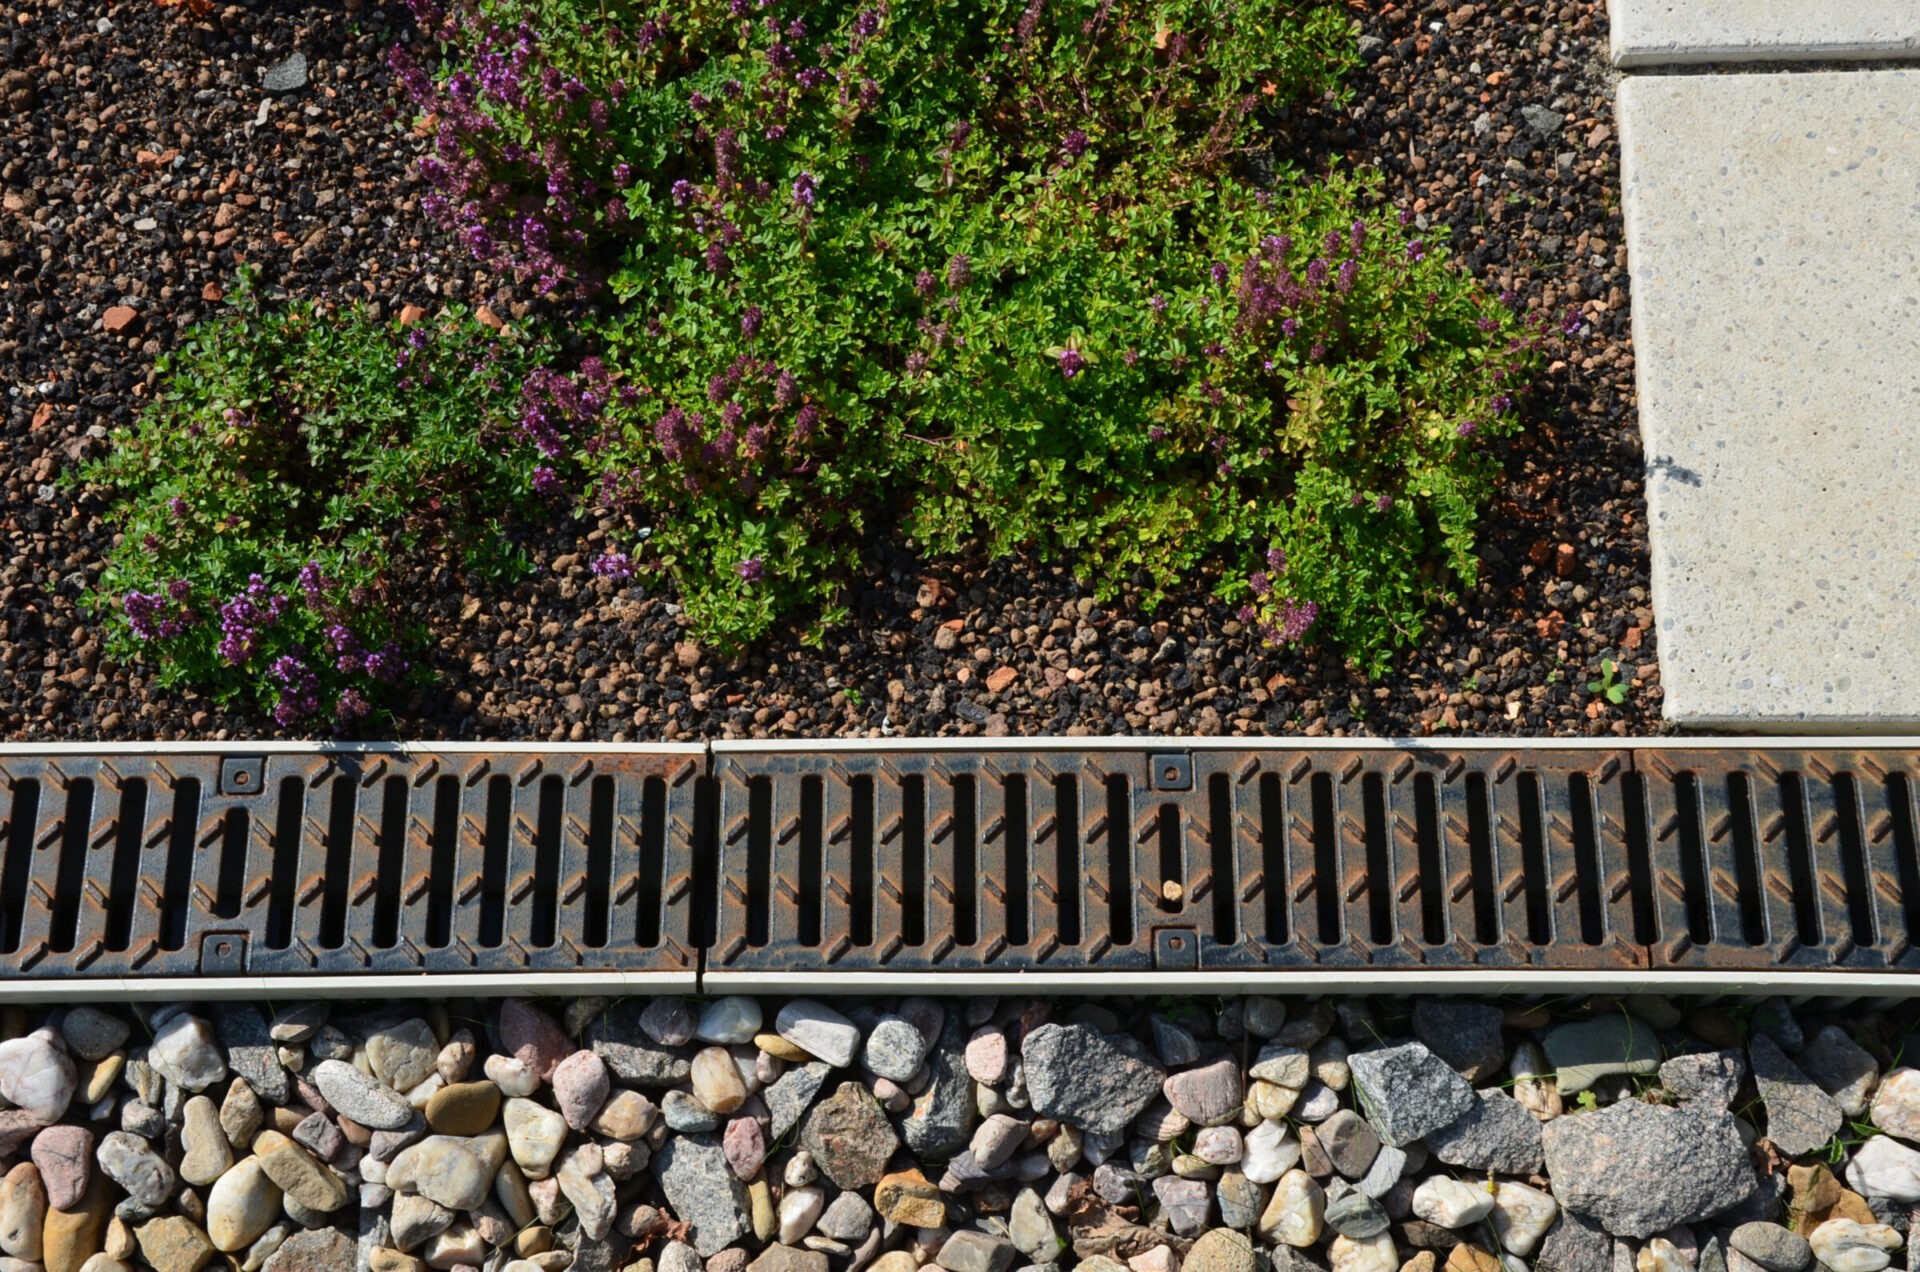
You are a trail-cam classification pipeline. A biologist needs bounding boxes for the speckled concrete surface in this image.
[1611,1,1920,67]
[1618,70,1920,731]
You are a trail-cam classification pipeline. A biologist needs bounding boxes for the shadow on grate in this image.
[0,744,1915,984]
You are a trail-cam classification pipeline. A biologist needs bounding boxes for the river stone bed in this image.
[0,995,1915,1272]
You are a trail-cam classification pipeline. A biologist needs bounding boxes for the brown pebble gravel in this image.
[0,0,1668,743]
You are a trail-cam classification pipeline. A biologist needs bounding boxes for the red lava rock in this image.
[475,305,504,329]
[984,666,1017,694]
[1527,541,1553,567]
[1553,544,1577,578]
[399,304,428,325]
[30,403,51,430]
[201,283,224,302]
[102,306,139,333]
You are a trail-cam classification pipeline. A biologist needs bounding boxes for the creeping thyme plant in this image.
[83,0,1551,727]
[72,271,560,727]
[397,0,1545,665]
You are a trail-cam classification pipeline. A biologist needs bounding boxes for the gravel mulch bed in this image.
[0,991,1910,1272]
[0,0,1665,743]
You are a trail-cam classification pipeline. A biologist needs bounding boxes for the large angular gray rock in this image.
[765,1061,834,1143]
[1426,1090,1546,1174]
[655,1134,752,1256]
[1536,1210,1613,1272]
[1541,1101,1757,1237]
[1660,1049,1747,1109]
[1412,1001,1507,1083]
[213,1003,289,1106]
[1797,1025,1880,1118]
[900,1014,978,1157]
[591,1010,696,1088]
[1750,1034,1843,1157]
[1022,1024,1167,1137]
[1348,1043,1476,1148]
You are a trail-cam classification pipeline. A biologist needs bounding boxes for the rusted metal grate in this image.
[0,748,703,980]
[703,744,1920,978]
[0,742,1915,985]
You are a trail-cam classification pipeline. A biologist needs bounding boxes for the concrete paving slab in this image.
[1612,2,1920,68]
[1618,70,1920,731]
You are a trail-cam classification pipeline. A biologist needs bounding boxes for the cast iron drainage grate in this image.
[0,740,1916,997]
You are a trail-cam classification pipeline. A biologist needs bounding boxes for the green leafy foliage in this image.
[68,270,560,726]
[405,0,1547,670]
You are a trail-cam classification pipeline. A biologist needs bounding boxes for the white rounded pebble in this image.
[1809,1220,1903,1272]
[1490,1180,1558,1256]
[1412,1177,1496,1228]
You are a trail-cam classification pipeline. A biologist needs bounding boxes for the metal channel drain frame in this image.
[706,745,1920,977]
[0,748,703,981]
[0,743,1915,986]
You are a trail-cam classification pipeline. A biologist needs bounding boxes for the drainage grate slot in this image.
[266,777,303,951]
[428,777,460,949]
[1833,772,1877,951]
[1464,773,1497,946]
[373,777,408,948]
[689,775,719,950]
[745,776,772,947]
[1156,803,1182,914]
[48,779,93,954]
[1052,774,1082,947]
[1415,773,1445,945]
[900,774,927,948]
[1306,772,1336,944]
[1207,774,1235,945]
[1779,773,1823,949]
[798,775,824,948]
[636,776,669,947]
[1362,773,1391,945]
[952,775,978,947]
[584,776,615,949]
[1675,772,1712,944]
[848,775,875,947]
[214,808,248,922]
[479,776,511,949]
[105,777,148,953]
[1258,773,1288,945]
[1106,774,1133,947]
[1515,773,1550,945]
[319,777,355,950]
[1568,774,1604,946]
[1623,771,1657,944]
[1005,775,1030,947]
[1725,773,1766,948]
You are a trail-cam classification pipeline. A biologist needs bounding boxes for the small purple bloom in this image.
[1408,240,1426,261]
[1058,349,1086,380]
[946,253,971,288]
[792,172,816,207]
[737,557,765,582]
[1061,129,1088,157]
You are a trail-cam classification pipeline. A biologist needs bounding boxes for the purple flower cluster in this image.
[1058,349,1086,380]
[269,655,322,727]
[123,580,195,640]
[591,551,635,580]
[737,557,765,582]
[217,575,289,666]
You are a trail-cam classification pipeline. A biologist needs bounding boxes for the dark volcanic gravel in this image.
[2,0,1666,743]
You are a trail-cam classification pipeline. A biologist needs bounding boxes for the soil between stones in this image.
[0,0,1664,742]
